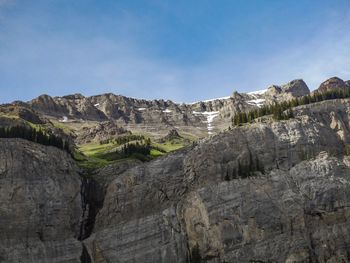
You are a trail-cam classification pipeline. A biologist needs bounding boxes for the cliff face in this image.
[2,98,350,262]
[30,94,108,121]
[0,139,83,263]
[82,99,350,263]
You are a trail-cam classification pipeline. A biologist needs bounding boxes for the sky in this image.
[0,0,350,103]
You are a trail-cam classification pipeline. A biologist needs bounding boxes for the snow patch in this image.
[137,107,146,111]
[193,111,219,116]
[59,116,68,123]
[246,99,266,108]
[190,96,230,104]
[201,96,230,103]
[94,103,100,107]
[193,111,219,135]
[163,109,172,113]
[247,89,267,95]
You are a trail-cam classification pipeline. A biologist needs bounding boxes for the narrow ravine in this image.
[78,176,105,262]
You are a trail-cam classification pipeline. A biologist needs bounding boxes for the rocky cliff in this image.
[0,139,83,263]
[1,80,350,263]
[24,78,316,140]
[81,99,350,263]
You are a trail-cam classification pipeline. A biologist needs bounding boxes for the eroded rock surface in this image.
[24,78,315,140]
[316,77,350,93]
[83,99,350,263]
[0,139,83,263]
[2,98,350,263]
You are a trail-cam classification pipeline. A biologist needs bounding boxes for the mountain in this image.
[315,77,350,94]
[1,77,350,263]
[16,78,311,143]
[87,99,350,262]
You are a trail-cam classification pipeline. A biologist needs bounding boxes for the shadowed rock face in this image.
[77,121,129,144]
[316,77,350,93]
[265,79,310,102]
[281,79,310,96]
[30,94,108,121]
[0,139,83,263]
[0,104,46,125]
[82,99,350,263]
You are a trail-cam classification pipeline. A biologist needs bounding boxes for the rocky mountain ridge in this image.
[3,78,314,142]
[316,77,350,94]
[1,76,350,262]
[28,78,311,123]
[2,77,348,144]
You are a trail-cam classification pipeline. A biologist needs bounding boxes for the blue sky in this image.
[0,0,350,103]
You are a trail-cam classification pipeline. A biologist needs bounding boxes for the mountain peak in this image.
[281,79,310,96]
[316,77,349,93]
[62,93,85,100]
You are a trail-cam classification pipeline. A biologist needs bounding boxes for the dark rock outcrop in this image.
[281,79,310,97]
[30,94,107,121]
[158,128,183,143]
[0,104,45,125]
[0,139,83,262]
[265,79,310,100]
[316,77,350,93]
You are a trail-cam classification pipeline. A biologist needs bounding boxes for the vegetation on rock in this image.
[0,125,70,152]
[232,88,350,126]
[100,134,146,145]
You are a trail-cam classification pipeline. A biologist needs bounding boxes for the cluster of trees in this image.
[232,88,350,126]
[100,134,146,145]
[118,140,151,159]
[232,104,294,126]
[0,125,70,152]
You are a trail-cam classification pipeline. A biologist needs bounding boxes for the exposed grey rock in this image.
[2,79,350,263]
[30,94,107,121]
[158,128,186,144]
[24,78,312,141]
[83,99,350,263]
[281,79,310,97]
[186,153,350,263]
[316,77,349,93]
[77,120,129,144]
[85,149,191,263]
[265,84,283,97]
[265,79,310,101]
[0,139,83,263]
[0,104,45,125]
